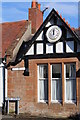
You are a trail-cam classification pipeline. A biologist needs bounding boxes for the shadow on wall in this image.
[76,69,80,77]
[68,113,80,120]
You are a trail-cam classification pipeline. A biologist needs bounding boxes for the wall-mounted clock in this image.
[46,25,62,43]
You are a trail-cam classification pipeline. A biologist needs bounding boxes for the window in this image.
[64,63,76,102]
[38,64,48,102]
[37,62,76,104]
[51,64,62,102]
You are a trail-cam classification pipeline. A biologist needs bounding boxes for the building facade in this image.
[7,2,80,117]
[1,0,80,117]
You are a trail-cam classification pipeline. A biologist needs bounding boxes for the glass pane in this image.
[66,63,76,78]
[52,79,62,101]
[66,79,76,100]
[39,65,48,78]
[39,80,48,101]
[52,64,62,78]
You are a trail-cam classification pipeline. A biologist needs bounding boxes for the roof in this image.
[1,8,80,67]
[7,8,80,67]
[1,20,30,58]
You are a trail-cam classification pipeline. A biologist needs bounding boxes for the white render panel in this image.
[46,43,53,53]
[36,31,44,41]
[26,44,34,55]
[0,66,3,107]
[56,42,63,53]
[66,41,74,53]
[37,43,43,54]
[77,43,80,52]
[46,19,54,27]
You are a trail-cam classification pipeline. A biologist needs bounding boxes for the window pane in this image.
[51,64,62,101]
[66,79,76,100]
[39,65,48,78]
[66,64,76,78]
[65,63,76,101]
[38,64,48,102]
[52,64,62,78]
[39,80,48,101]
[52,79,62,101]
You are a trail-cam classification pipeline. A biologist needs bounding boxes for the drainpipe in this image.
[2,53,6,114]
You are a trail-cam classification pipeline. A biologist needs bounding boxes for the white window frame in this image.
[64,63,76,103]
[37,65,48,103]
[51,64,62,103]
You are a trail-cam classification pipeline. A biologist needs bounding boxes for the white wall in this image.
[56,42,63,53]
[26,45,34,55]
[46,19,54,27]
[66,41,74,53]
[46,43,53,54]
[37,43,43,54]
[36,31,44,41]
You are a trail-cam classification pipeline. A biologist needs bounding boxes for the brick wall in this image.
[29,8,43,34]
[7,58,80,117]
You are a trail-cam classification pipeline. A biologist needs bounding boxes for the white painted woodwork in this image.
[46,19,54,27]
[46,43,53,54]
[36,31,44,41]
[66,41,74,53]
[0,64,4,107]
[5,68,7,98]
[56,42,63,53]
[12,67,25,71]
[26,45,34,55]
[77,43,80,52]
[37,43,43,54]
[0,63,7,107]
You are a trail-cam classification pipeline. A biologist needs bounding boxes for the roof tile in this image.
[1,20,29,58]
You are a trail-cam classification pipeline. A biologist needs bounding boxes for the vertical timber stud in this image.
[34,43,36,55]
[48,63,51,105]
[62,62,64,105]
[63,27,67,53]
[53,43,56,53]
[76,61,78,106]
[74,41,77,53]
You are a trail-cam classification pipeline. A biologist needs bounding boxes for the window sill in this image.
[64,101,76,104]
[51,100,62,103]
[38,100,48,103]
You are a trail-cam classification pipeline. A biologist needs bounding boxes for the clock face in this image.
[46,26,62,43]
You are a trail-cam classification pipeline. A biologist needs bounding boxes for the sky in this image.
[0,1,80,28]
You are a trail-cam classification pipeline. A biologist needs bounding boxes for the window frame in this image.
[51,64,62,103]
[37,64,48,103]
[64,63,76,103]
[37,60,77,105]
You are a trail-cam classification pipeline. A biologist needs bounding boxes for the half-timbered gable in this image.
[26,8,80,58]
